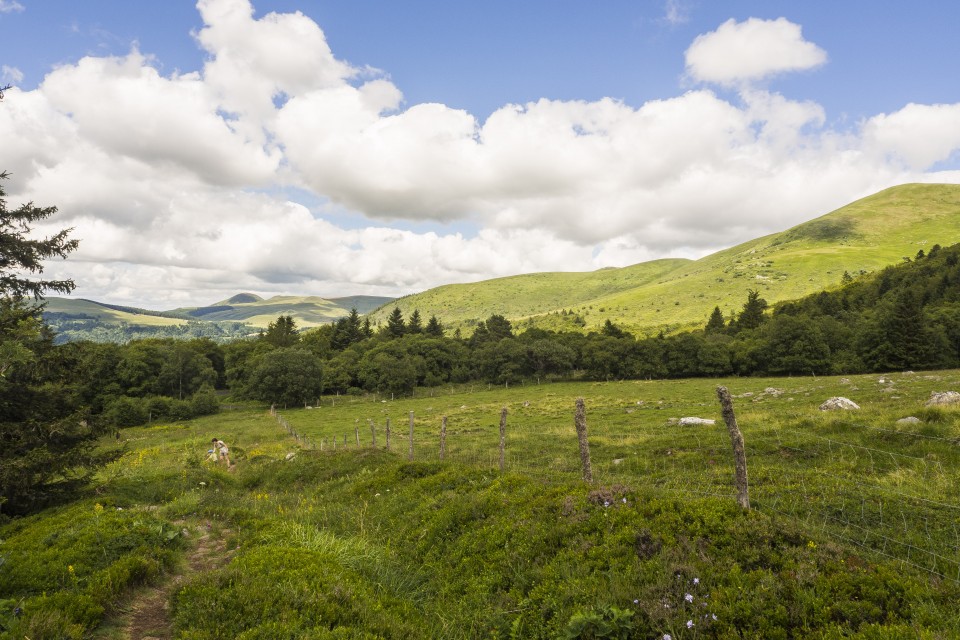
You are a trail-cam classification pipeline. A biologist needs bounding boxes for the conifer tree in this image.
[425,315,445,337]
[705,306,726,333]
[407,309,423,334]
[386,307,406,338]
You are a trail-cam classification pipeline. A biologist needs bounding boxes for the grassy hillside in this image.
[371,183,960,336]
[3,372,960,638]
[42,297,188,327]
[173,294,395,328]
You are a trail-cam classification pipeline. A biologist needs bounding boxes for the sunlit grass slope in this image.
[42,297,187,327]
[5,372,959,638]
[371,183,960,336]
[173,294,396,328]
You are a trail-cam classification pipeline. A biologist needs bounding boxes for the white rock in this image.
[679,417,716,426]
[819,397,860,411]
[763,387,783,396]
[285,452,296,461]
[896,416,921,425]
[926,391,960,406]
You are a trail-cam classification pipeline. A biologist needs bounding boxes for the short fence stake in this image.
[408,411,415,461]
[574,398,593,483]
[499,408,507,472]
[385,418,391,451]
[716,385,750,510]
[440,416,447,460]
[369,419,376,447]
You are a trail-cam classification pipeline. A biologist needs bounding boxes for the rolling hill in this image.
[171,294,394,328]
[42,293,396,342]
[369,183,960,336]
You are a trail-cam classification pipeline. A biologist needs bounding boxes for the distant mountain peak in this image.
[224,293,263,305]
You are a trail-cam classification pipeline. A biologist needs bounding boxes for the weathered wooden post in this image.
[498,408,507,472]
[574,398,593,483]
[716,386,750,510]
[369,419,376,447]
[440,416,447,460]
[408,411,415,461]
[355,423,360,447]
[385,418,391,451]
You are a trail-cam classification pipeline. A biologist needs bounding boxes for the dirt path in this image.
[116,522,234,640]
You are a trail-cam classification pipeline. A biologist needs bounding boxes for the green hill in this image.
[42,297,189,327]
[370,183,960,336]
[173,294,395,328]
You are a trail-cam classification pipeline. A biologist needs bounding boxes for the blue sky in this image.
[1,0,959,307]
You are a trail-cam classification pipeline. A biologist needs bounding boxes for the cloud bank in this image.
[2,1,959,308]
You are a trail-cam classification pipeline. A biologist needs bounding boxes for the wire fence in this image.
[268,395,960,585]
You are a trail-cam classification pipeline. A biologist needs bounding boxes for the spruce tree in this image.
[705,306,726,333]
[425,315,445,337]
[407,309,423,334]
[386,307,406,338]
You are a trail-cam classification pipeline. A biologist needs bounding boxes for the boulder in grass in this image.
[679,417,716,426]
[896,416,921,425]
[819,397,860,411]
[925,391,960,407]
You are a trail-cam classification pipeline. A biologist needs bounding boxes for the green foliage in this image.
[0,500,179,637]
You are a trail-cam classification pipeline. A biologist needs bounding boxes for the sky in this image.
[1,0,959,309]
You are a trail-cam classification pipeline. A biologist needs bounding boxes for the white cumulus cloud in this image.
[685,17,827,86]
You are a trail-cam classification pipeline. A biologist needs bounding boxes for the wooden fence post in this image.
[716,386,750,510]
[408,411,415,461]
[355,423,360,447]
[499,408,507,472]
[386,418,391,451]
[440,416,447,460]
[369,419,376,447]
[574,398,593,483]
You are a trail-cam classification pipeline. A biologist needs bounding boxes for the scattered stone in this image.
[736,392,755,398]
[625,408,635,414]
[613,458,624,465]
[897,416,921,425]
[679,417,716,426]
[880,387,896,393]
[284,452,296,461]
[523,401,530,407]
[819,397,860,411]
[840,378,851,385]
[763,387,783,396]
[926,391,960,406]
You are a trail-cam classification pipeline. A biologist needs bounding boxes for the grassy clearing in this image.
[4,372,960,638]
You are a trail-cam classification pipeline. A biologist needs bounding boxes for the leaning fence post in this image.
[716,386,750,510]
[574,398,593,483]
[498,408,507,472]
[386,418,391,451]
[440,416,447,460]
[408,411,415,461]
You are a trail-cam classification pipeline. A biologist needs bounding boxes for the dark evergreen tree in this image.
[0,171,79,299]
[407,309,423,334]
[600,319,627,338]
[735,289,768,331]
[425,315,445,337]
[263,315,299,347]
[385,307,406,338]
[705,306,726,333]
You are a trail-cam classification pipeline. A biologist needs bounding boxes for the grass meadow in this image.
[4,370,960,638]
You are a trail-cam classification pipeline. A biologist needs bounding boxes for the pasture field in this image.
[3,371,960,638]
